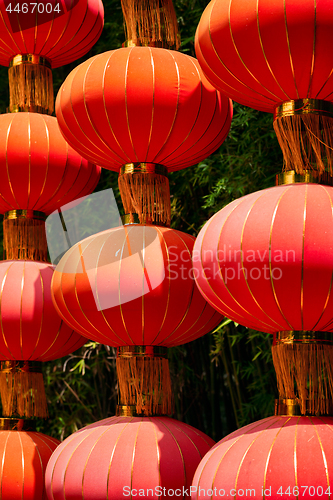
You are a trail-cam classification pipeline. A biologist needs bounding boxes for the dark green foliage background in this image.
[0,0,283,442]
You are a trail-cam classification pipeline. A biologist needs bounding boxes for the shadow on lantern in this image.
[46,189,164,311]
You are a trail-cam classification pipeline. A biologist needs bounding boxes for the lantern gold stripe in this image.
[228,0,281,101]
[284,0,300,99]
[310,185,333,330]
[207,0,276,107]
[300,185,308,331]
[240,192,286,329]
[94,232,124,344]
[256,0,290,101]
[310,417,330,490]
[268,186,294,330]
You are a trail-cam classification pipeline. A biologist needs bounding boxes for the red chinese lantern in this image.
[0,260,85,362]
[0,0,103,68]
[51,223,223,414]
[0,112,100,262]
[193,182,333,334]
[56,46,232,225]
[0,419,59,500]
[193,180,333,414]
[0,112,100,215]
[195,0,333,174]
[45,415,214,500]
[0,260,86,418]
[192,414,333,500]
[0,0,104,114]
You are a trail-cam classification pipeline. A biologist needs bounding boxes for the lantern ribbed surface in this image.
[192,415,333,500]
[45,416,215,500]
[55,46,232,172]
[193,183,333,333]
[0,113,100,215]
[0,429,59,499]
[0,260,85,361]
[51,224,223,346]
[0,0,104,68]
[195,0,333,112]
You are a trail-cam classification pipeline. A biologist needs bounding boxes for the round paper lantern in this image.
[193,182,333,334]
[195,0,333,113]
[0,112,100,215]
[195,0,333,174]
[52,223,223,415]
[56,46,232,172]
[192,414,333,500]
[0,260,85,361]
[52,224,223,347]
[45,415,214,500]
[0,420,59,500]
[0,0,104,68]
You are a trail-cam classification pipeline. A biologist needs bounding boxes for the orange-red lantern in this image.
[0,420,59,500]
[52,224,223,347]
[0,112,100,215]
[192,415,333,500]
[51,223,223,415]
[195,0,333,174]
[195,0,333,113]
[193,181,333,414]
[0,0,104,68]
[45,415,214,500]
[193,182,333,334]
[0,112,100,262]
[56,46,232,172]
[0,0,104,114]
[0,260,85,362]
[55,46,232,225]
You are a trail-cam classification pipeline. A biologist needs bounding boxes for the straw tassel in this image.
[3,211,49,262]
[0,362,48,418]
[116,347,172,416]
[272,341,333,415]
[121,0,180,48]
[8,56,54,114]
[274,99,333,175]
[119,165,171,226]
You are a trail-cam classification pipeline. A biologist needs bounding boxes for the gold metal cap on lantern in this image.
[273,98,333,175]
[276,170,333,186]
[3,210,49,262]
[0,418,36,431]
[0,361,48,419]
[274,398,333,417]
[118,163,171,227]
[8,54,54,115]
[272,331,333,416]
[116,346,172,417]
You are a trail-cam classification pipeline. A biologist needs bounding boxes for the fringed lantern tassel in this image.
[0,361,48,418]
[3,210,49,262]
[273,99,333,175]
[121,0,180,49]
[119,163,171,226]
[116,346,172,416]
[272,331,333,416]
[8,55,54,114]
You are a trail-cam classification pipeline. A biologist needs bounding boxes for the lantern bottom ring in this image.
[274,398,333,417]
[0,418,36,431]
[276,170,333,187]
[116,404,167,417]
